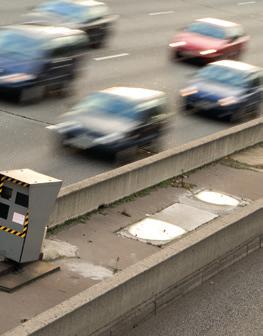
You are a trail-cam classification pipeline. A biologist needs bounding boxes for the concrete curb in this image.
[49,117,263,228]
[4,198,263,336]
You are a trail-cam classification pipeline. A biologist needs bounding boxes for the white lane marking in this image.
[148,10,174,16]
[94,53,129,61]
[238,1,256,5]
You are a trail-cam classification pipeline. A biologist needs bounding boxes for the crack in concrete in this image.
[0,107,53,126]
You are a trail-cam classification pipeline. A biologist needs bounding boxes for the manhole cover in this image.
[195,190,240,207]
[120,218,186,245]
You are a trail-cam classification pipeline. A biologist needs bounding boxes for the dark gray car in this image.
[23,0,118,48]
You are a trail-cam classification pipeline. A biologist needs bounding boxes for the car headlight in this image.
[46,121,82,134]
[169,41,186,48]
[180,86,198,97]
[218,96,238,106]
[0,73,36,83]
[199,49,217,55]
[93,132,124,145]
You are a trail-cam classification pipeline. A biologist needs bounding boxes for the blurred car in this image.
[180,60,262,121]
[23,0,118,48]
[48,87,169,157]
[0,24,88,103]
[169,18,249,62]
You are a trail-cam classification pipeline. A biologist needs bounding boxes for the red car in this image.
[169,18,249,62]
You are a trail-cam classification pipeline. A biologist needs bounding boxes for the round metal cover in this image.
[128,218,185,242]
[195,190,239,206]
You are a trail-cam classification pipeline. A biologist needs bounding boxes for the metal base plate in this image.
[0,260,60,293]
[0,261,16,277]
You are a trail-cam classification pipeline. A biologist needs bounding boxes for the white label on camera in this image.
[12,212,25,226]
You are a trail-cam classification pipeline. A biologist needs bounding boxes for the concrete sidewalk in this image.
[1,145,263,335]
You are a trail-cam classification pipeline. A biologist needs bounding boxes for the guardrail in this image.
[5,198,263,336]
[49,117,263,228]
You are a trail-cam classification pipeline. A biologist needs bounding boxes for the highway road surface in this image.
[1,0,263,185]
[127,248,263,336]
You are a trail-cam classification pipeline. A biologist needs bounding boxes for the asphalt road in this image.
[1,0,263,185]
[127,248,263,336]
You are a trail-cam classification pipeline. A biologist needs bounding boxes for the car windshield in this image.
[0,31,42,60]
[69,93,137,119]
[197,65,249,88]
[38,1,87,23]
[187,22,226,39]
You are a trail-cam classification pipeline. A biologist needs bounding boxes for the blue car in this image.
[180,60,263,121]
[0,25,88,103]
[48,87,169,158]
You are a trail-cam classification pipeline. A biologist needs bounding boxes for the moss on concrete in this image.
[48,174,196,235]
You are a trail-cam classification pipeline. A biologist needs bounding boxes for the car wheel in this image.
[92,39,104,49]
[18,85,45,104]
[90,27,108,49]
[115,146,137,164]
[58,79,74,98]
[215,54,224,62]
[230,106,247,123]
[233,50,242,60]
[251,103,261,118]
[146,137,164,154]
[178,96,193,115]
[172,50,182,61]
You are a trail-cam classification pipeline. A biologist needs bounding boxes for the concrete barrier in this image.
[4,198,263,336]
[49,117,263,228]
